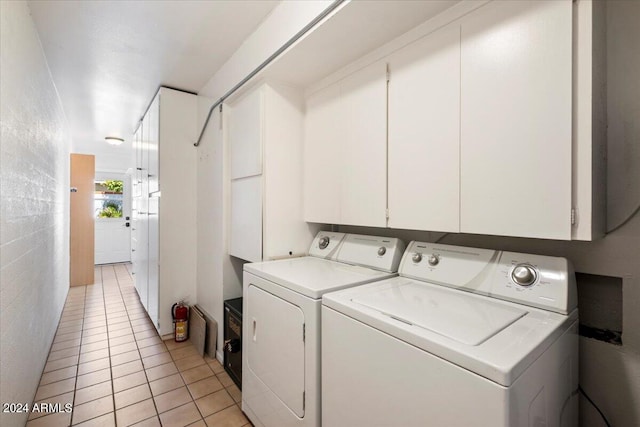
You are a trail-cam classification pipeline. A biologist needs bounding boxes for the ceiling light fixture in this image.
[105,136,125,146]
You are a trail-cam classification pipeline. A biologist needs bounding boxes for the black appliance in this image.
[223,297,242,389]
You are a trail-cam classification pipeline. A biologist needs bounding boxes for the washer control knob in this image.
[318,236,330,250]
[511,264,537,286]
[412,253,423,263]
[377,246,386,256]
[427,254,440,266]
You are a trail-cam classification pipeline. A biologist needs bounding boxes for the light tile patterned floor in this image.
[28,263,249,427]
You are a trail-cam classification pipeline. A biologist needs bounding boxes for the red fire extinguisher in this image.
[172,301,189,342]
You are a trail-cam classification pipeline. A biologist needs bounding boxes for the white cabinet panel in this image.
[341,62,387,227]
[303,83,342,224]
[230,176,263,263]
[147,196,159,329]
[388,24,460,232]
[304,62,387,227]
[131,87,197,336]
[133,128,142,198]
[460,0,572,239]
[229,89,263,180]
[148,95,160,194]
[247,284,305,416]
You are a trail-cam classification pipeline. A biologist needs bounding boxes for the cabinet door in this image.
[133,128,142,198]
[147,196,159,330]
[230,176,263,262]
[460,0,572,239]
[229,89,263,180]
[340,61,387,227]
[388,25,460,232]
[304,83,342,224]
[148,94,160,194]
[304,62,387,226]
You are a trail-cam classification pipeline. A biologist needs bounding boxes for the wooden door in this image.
[70,153,95,286]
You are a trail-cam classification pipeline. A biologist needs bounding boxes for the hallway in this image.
[27,264,247,427]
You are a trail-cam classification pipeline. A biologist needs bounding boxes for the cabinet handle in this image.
[132,249,136,252]
[252,318,257,342]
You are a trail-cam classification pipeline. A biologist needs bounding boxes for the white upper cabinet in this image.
[230,175,263,263]
[388,24,461,232]
[459,0,573,239]
[304,61,387,227]
[147,95,160,194]
[341,62,387,227]
[304,83,342,225]
[229,83,319,262]
[229,89,263,180]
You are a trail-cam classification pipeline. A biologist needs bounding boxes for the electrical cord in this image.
[606,201,640,234]
[579,385,612,427]
[434,233,449,243]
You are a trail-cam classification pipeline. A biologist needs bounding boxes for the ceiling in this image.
[27,0,279,166]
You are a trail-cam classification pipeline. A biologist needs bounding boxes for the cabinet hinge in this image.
[303,324,306,342]
[219,104,223,130]
[386,64,390,82]
[385,209,390,220]
[303,391,306,410]
[571,208,576,226]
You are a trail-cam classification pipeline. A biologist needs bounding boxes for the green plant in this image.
[98,205,122,218]
[103,180,123,193]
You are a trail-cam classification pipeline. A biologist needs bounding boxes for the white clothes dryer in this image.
[242,232,405,427]
[322,241,579,427]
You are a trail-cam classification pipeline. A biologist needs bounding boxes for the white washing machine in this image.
[322,241,579,427]
[242,232,405,427]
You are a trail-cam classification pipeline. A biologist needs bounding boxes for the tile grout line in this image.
[66,281,87,426]
[29,285,85,426]
[113,263,162,426]
[70,266,111,427]
[101,264,119,427]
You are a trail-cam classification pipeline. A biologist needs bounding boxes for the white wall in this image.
[72,145,133,174]
[340,5,640,423]
[199,0,333,100]
[0,2,71,426]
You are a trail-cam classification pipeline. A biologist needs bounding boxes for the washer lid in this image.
[352,281,527,345]
[245,257,396,299]
[323,277,576,386]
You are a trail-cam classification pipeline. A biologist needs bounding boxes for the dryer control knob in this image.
[427,255,439,266]
[412,253,423,263]
[377,247,386,256]
[319,236,330,250]
[511,265,537,286]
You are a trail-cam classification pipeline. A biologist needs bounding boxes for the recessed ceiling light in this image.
[105,136,125,146]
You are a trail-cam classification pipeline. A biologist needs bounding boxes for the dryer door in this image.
[247,284,305,417]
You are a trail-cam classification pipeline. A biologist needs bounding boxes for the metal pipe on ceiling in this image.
[193,0,347,147]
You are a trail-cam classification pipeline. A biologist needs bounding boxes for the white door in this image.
[459,0,572,239]
[247,284,305,417]
[147,196,160,330]
[388,24,461,232]
[229,176,263,262]
[303,62,387,226]
[94,172,132,264]
[340,61,387,227]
